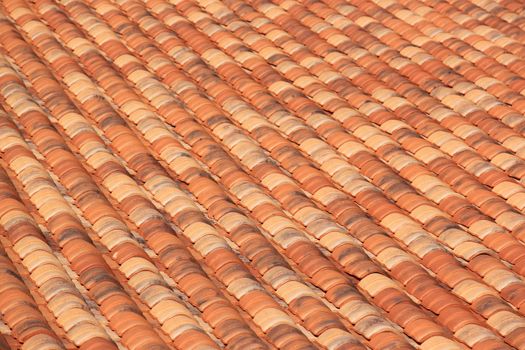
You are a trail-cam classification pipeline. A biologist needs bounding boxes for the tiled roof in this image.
[0,0,525,348]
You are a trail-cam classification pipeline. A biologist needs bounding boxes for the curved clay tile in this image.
[0,0,525,348]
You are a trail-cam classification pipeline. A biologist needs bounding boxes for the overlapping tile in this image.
[0,0,525,348]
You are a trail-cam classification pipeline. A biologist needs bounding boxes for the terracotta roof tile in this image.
[0,0,524,348]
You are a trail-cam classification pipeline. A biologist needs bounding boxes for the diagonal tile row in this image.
[0,0,525,348]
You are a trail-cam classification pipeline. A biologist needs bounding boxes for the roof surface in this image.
[0,0,525,349]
